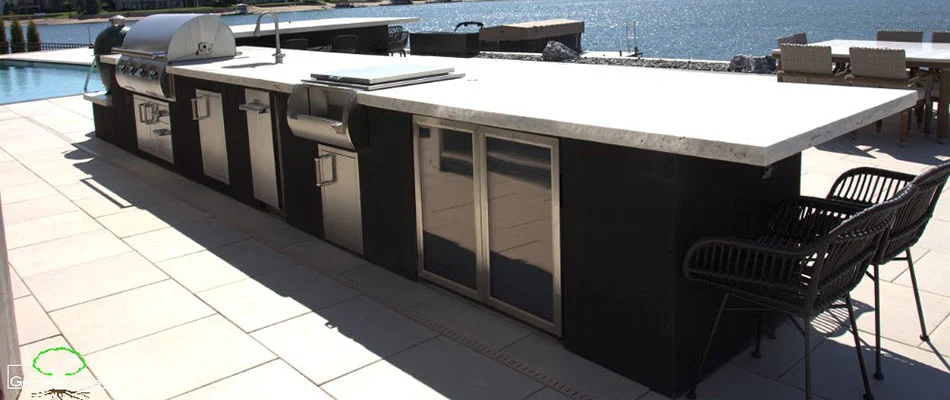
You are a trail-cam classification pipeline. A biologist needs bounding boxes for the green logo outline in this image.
[32,347,87,377]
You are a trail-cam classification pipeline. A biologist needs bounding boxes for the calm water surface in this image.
[13,0,950,60]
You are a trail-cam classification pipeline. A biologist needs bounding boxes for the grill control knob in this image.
[136,67,146,77]
[148,70,159,79]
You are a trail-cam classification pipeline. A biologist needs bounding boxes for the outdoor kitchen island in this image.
[93,46,916,397]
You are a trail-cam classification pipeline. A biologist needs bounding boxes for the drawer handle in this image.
[315,153,336,187]
[191,96,210,120]
[239,101,269,114]
[152,128,171,137]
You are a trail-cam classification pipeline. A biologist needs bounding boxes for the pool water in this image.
[0,62,104,105]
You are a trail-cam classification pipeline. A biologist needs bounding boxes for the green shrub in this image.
[26,19,39,51]
[9,18,23,53]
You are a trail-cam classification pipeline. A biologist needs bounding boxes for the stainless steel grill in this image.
[114,14,236,101]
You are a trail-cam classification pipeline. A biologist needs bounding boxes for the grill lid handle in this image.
[113,47,168,61]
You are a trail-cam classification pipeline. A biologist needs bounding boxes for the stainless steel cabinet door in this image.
[152,101,174,163]
[133,94,173,163]
[194,89,229,184]
[317,146,363,255]
[243,89,280,208]
[132,94,154,156]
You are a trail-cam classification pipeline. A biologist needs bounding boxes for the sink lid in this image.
[311,64,455,85]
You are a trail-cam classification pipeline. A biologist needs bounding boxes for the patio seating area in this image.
[2,95,949,399]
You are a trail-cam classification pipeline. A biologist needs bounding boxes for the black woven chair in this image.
[332,34,359,54]
[388,25,410,57]
[684,188,917,400]
[826,161,950,380]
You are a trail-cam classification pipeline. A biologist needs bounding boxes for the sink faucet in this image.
[253,12,284,64]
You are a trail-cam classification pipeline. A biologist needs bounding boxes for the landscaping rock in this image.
[541,41,580,62]
[728,54,753,72]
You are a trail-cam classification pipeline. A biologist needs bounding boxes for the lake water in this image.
[17,0,950,60]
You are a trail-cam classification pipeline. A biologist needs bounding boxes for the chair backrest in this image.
[877,30,923,42]
[778,44,834,83]
[389,25,406,36]
[879,161,950,261]
[777,32,808,46]
[848,47,909,85]
[332,34,359,53]
[282,38,310,50]
[933,31,950,43]
[389,31,410,48]
[804,185,915,312]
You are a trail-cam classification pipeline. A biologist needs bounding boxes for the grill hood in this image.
[115,14,236,62]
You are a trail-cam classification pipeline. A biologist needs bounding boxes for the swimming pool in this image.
[0,61,104,105]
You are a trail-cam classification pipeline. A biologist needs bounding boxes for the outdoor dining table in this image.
[773,39,950,143]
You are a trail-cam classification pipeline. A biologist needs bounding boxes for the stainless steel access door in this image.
[133,94,174,163]
[193,89,230,185]
[413,116,561,335]
[242,89,280,209]
[317,145,363,255]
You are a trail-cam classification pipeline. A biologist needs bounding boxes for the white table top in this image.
[774,39,950,67]
[229,17,420,39]
[120,46,916,166]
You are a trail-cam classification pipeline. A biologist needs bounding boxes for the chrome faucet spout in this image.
[254,12,284,64]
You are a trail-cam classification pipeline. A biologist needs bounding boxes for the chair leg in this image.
[687,294,729,400]
[924,100,934,136]
[872,264,884,380]
[905,249,930,341]
[752,310,764,359]
[875,120,883,134]
[916,104,924,128]
[847,295,875,400]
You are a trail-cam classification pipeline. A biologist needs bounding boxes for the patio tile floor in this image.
[2,95,949,400]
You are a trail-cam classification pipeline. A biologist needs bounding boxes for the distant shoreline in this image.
[20,0,489,27]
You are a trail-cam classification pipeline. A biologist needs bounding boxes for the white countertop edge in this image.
[761,91,919,165]
[357,89,918,167]
[164,65,297,93]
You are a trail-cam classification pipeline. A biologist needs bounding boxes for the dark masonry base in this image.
[91,73,802,397]
[559,139,801,397]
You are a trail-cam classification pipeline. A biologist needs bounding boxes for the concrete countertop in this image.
[105,46,917,166]
[229,17,420,39]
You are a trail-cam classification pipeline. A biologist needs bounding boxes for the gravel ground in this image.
[477,52,749,73]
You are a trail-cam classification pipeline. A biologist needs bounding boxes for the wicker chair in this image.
[281,38,310,50]
[847,47,933,144]
[877,29,924,42]
[826,161,950,380]
[388,26,410,57]
[684,189,916,400]
[777,44,847,84]
[332,34,359,54]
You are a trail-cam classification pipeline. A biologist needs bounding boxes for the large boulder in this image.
[728,54,777,73]
[728,54,753,72]
[751,55,777,73]
[541,41,580,62]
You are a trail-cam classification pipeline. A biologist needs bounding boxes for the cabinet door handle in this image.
[239,101,269,114]
[139,102,159,125]
[138,103,149,123]
[191,96,210,120]
[315,153,337,187]
[152,128,171,137]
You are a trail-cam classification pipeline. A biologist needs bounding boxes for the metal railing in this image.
[0,42,91,54]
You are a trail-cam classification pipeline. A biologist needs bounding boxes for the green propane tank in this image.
[94,16,127,93]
